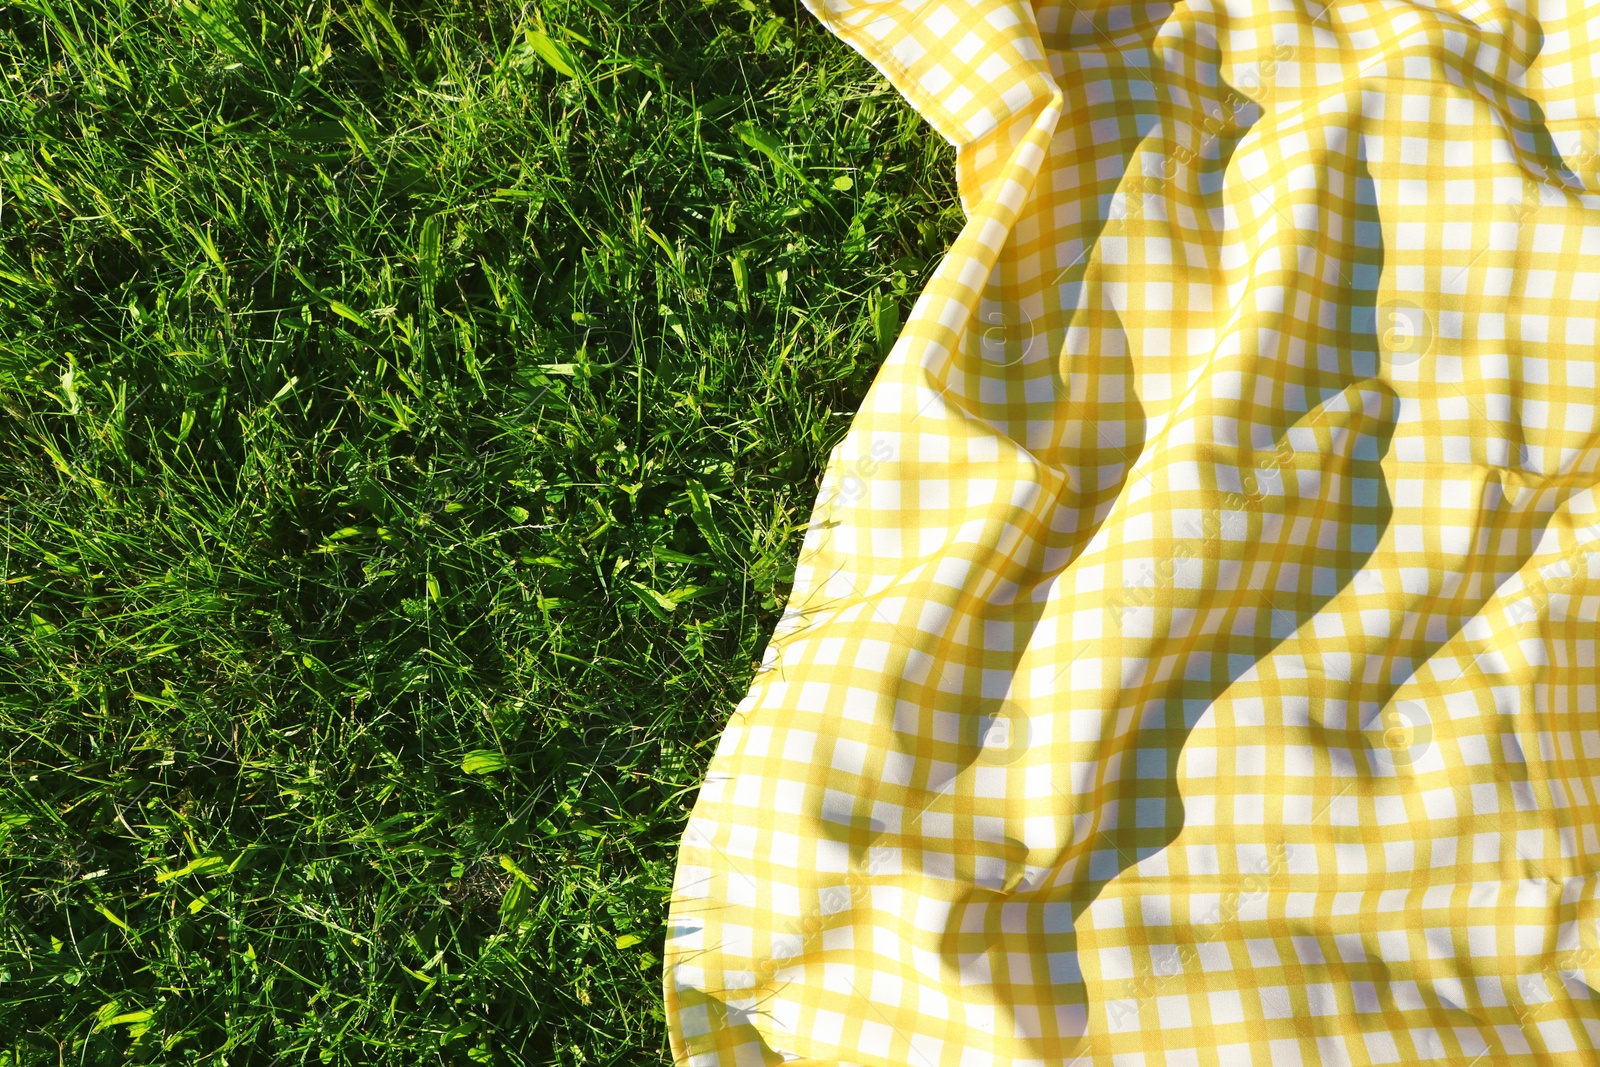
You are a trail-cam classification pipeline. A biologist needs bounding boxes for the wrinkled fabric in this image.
[665,1,1600,1063]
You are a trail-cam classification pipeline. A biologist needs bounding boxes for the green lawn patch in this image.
[0,0,957,1062]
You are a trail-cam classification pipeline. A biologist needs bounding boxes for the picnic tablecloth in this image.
[665,1,1600,1064]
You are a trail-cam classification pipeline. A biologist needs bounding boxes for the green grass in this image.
[0,0,958,1062]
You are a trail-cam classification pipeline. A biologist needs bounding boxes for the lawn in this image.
[0,0,959,1062]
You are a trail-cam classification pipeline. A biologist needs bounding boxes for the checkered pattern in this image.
[666,1,1600,1064]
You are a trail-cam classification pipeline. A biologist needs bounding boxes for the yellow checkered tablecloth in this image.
[665,1,1600,1063]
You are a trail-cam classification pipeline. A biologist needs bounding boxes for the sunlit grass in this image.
[0,0,957,1062]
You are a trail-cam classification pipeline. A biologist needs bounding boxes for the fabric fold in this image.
[668,1,1600,1064]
